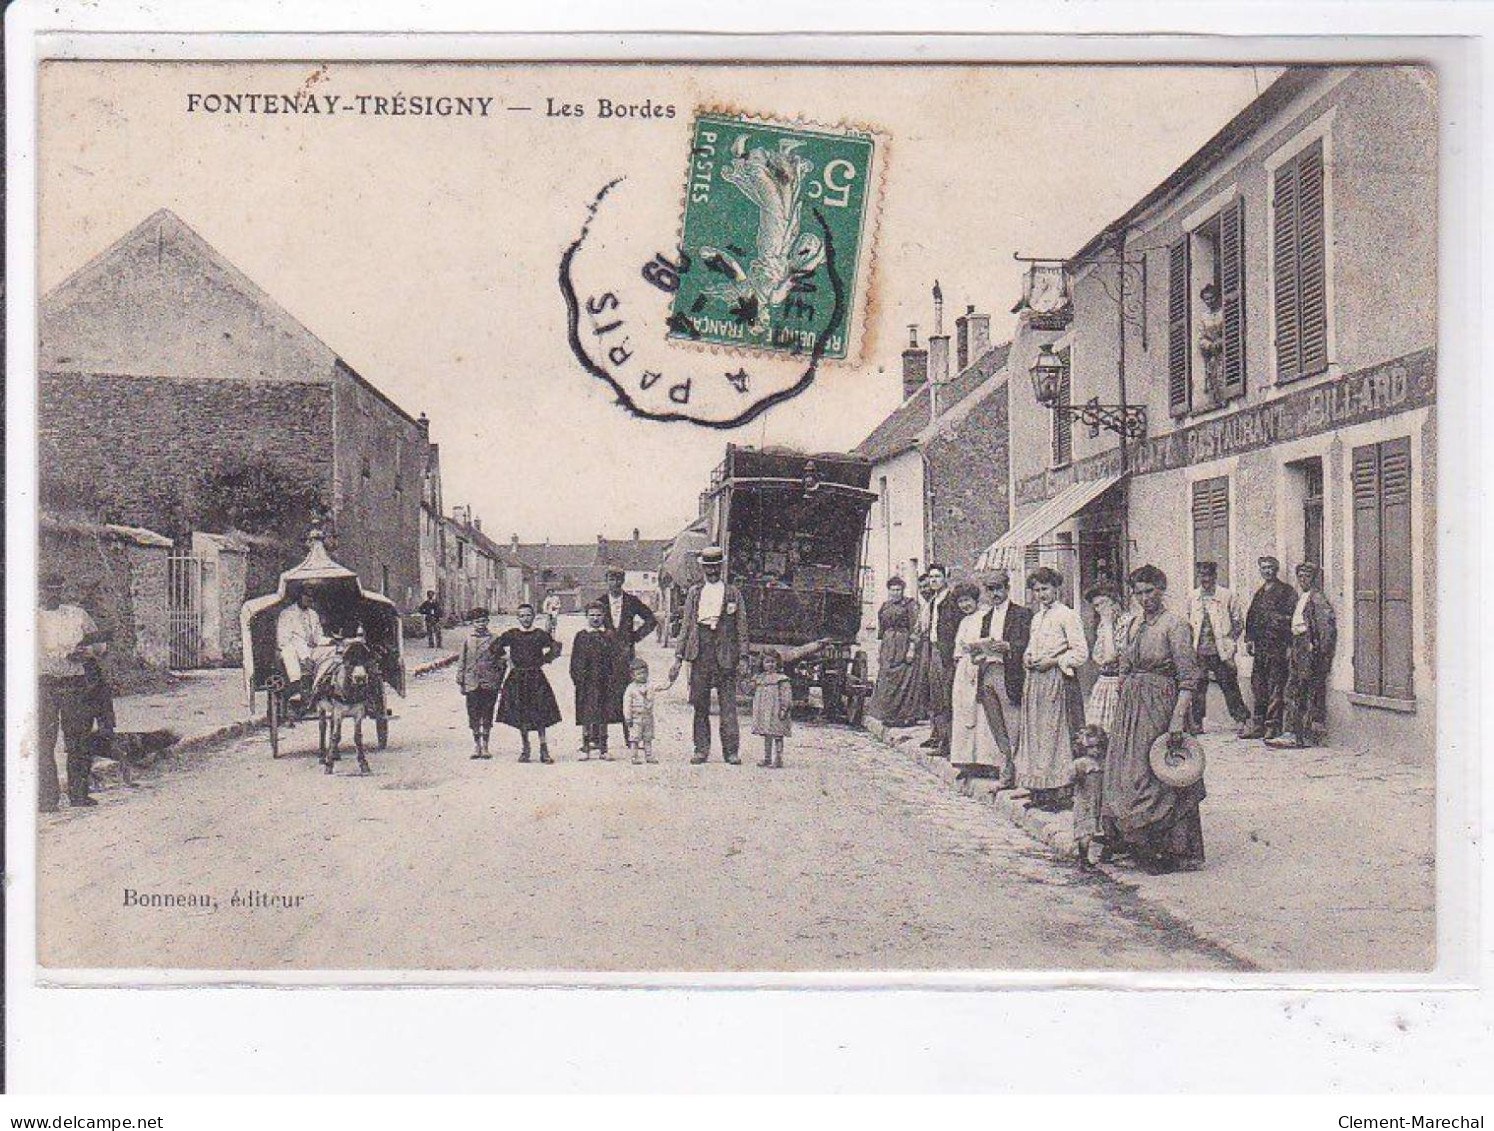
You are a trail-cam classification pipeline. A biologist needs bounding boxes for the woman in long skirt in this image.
[1083,582,1125,735]
[496,602,563,764]
[868,578,922,727]
[1101,564,1206,873]
[948,583,1006,782]
[1016,567,1089,809]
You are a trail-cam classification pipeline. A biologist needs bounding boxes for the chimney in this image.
[932,280,944,336]
[633,528,640,542]
[597,534,605,549]
[956,305,972,372]
[416,411,430,435]
[968,307,992,362]
[474,518,482,532]
[928,280,951,420]
[902,325,928,401]
[510,534,519,551]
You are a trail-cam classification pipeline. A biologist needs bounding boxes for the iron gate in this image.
[167,552,206,669]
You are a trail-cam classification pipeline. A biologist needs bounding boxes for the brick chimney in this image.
[968,307,991,362]
[928,280,951,421]
[956,306,972,372]
[416,411,430,435]
[510,534,519,551]
[902,325,928,401]
[632,528,640,542]
[474,518,482,532]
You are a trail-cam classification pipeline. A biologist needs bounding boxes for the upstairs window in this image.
[1273,137,1329,383]
[1169,197,1246,415]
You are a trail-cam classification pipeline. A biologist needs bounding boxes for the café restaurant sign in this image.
[1017,347,1436,506]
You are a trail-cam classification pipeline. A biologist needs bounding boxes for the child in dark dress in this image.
[495,602,563,764]
[571,601,621,761]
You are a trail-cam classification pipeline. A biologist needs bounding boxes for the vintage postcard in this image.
[22,57,1442,978]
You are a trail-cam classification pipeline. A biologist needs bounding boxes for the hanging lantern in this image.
[1029,342,1065,408]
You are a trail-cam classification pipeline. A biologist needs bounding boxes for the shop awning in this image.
[976,474,1123,571]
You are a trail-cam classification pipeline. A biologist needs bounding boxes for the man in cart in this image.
[277,584,339,712]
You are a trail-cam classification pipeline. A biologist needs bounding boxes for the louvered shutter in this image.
[1352,444,1384,696]
[1273,159,1301,382]
[1220,196,1247,399]
[1168,237,1191,415]
[1191,477,1230,587]
[1378,438,1414,698]
[1296,140,1329,377]
[1051,348,1072,466]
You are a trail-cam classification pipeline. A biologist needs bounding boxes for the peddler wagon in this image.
[698,445,877,725]
[240,532,406,758]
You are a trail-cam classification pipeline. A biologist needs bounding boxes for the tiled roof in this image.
[597,538,670,572]
[854,341,1012,464]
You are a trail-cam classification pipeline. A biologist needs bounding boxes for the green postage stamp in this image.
[670,111,881,362]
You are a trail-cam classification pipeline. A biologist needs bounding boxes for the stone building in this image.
[39,209,431,612]
[990,66,1436,752]
[854,284,1012,625]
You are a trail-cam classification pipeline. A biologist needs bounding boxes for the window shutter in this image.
[1296,140,1329,377]
[1273,159,1301,382]
[1352,444,1383,696]
[1191,477,1230,587]
[1220,196,1246,399]
[1168,237,1191,415]
[1379,438,1414,698]
[1051,348,1072,466]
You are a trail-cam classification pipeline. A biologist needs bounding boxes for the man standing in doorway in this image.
[1241,555,1299,741]
[1187,560,1250,734]
[670,544,749,765]
[601,564,658,747]
[38,572,108,811]
[418,589,443,649]
[1270,562,1338,749]
[924,563,963,759]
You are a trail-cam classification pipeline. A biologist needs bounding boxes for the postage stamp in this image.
[668,112,880,362]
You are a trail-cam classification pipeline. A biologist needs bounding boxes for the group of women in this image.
[870,562,1206,875]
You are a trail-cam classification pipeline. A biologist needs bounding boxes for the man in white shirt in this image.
[670,545,749,764]
[542,592,562,636]
[277,586,334,705]
[38,571,105,811]
[1186,560,1249,734]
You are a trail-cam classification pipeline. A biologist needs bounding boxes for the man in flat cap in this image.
[37,571,105,810]
[600,563,658,749]
[1241,555,1299,741]
[670,544,750,764]
[1269,563,1338,749]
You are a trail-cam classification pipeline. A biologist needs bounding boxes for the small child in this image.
[622,659,660,764]
[751,649,794,769]
[1070,724,1108,870]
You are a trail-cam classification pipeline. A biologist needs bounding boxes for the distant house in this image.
[509,531,670,613]
[854,285,1013,625]
[39,209,431,612]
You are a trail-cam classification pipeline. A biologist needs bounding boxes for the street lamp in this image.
[1028,342,1148,441]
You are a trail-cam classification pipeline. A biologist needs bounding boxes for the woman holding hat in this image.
[868,577,921,728]
[1102,564,1206,873]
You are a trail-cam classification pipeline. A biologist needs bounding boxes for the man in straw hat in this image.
[669,544,750,764]
[37,571,105,810]
[1268,562,1338,749]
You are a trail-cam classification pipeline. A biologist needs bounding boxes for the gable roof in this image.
[854,341,1012,464]
[596,538,671,573]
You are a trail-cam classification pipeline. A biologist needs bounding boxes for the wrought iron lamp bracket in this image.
[1058,397,1148,441]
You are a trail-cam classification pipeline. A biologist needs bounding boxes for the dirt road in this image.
[37,632,1240,972]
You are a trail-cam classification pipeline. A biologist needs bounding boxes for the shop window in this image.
[1353,438,1413,700]
[1286,457,1326,585]
[1191,477,1230,587]
[1273,138,1329,383]
[1050,347,1072,467]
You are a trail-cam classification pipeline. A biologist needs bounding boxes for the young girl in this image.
[1069,724,1108,869]
[622,659,659,764]
[495,602,563,764]
[457,608,505,758]
[751,649,794,769]
[570,600,620,760]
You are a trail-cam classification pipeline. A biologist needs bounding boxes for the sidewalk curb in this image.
[99,651,463,776]
[865,717,1266,971]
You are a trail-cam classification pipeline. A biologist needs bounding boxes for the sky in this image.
[39,61,1273,543]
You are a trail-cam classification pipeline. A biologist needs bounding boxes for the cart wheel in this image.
[267,694,281,759]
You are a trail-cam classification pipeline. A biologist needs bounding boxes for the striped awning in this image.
[975,474,1123,571]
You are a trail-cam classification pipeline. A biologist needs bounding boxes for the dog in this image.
[86,728,179,788]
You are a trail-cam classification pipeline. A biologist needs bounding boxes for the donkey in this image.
[317,638,381,775]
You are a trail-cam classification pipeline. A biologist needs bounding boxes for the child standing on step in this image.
[752,649,794,769]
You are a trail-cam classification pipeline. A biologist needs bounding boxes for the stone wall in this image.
[925,381,1011,577]
[39,372,335,533]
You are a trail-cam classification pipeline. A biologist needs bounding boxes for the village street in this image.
[36,625,1241,973]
